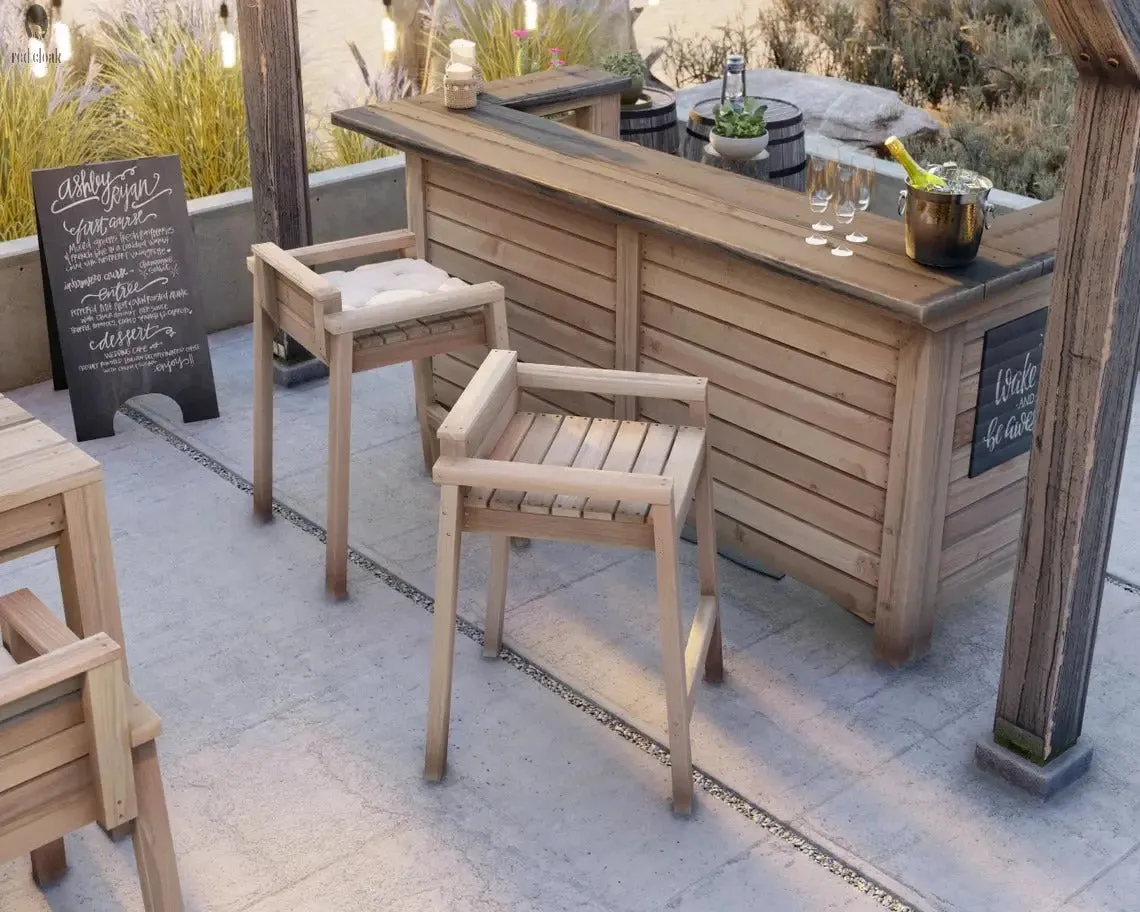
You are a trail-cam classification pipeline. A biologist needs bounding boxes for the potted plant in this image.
[601,51,646,106]
[710,99,769,161]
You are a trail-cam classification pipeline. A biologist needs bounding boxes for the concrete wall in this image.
[0,156,408,392]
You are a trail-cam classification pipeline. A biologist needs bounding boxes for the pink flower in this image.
[512,29,528,39]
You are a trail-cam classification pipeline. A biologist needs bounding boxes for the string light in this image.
[381,0,398,54]
[23,4,49,78]
[524,0,538,31]
[49,0,70,61]
[219,2,236,69]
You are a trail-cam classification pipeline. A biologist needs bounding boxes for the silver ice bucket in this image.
[897,163,996,268]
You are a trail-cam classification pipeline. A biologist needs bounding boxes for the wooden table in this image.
[333,92,1059,665]
[0,395,128,670]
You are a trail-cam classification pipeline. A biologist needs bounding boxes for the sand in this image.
[59,0,763,127]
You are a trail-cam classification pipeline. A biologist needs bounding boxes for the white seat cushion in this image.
[323,259,468,311]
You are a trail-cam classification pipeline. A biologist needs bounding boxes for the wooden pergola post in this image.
[977,1,1140,797]
[235,0,327,386]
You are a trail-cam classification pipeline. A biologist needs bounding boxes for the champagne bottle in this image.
[884,135,948,191]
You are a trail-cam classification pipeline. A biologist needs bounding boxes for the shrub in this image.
[92,0,250,198]
[0,2,116,240]
[658,10,764,87]
[308,41,410,170]
[427,0,627,86]
[665,0,1074,199]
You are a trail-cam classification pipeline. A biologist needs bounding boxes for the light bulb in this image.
[29,37,48,78]
[220,29,236,68]
[52,20,71,62]
[381,10,398,53]
[524,0,538,31]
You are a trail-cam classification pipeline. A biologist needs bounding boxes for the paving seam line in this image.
[121,403,921,912]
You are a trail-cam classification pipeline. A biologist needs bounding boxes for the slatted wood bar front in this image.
[333,96,1060,664]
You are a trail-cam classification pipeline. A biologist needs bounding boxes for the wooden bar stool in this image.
[0,589,183,910]
[249,231,510,598]
[423,351,723,814]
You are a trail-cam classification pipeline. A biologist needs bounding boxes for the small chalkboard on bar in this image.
[968,307,1047,478]
[32,155,219,442]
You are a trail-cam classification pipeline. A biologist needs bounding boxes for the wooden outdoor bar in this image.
[333,93,1060,665]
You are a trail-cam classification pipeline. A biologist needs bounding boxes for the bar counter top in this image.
[332,97,1060,327]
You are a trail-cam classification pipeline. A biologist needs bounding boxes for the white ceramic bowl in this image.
[710,132,769,161]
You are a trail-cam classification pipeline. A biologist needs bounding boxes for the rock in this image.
[675,68,940,149]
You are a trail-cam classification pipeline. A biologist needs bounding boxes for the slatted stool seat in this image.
[424,351,723,814]
[0,589,182,909]
[249,231,510,598]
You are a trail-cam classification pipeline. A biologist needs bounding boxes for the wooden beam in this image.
[992,63,1140,768]
[1037,0,1140,82]
[235,0,318,371]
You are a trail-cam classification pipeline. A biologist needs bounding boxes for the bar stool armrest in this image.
[433,457,674,505]
[250,242,339,300]
[285,230,418,267]
[437,350,518,458]
[0,588,77,656]
[0,634,121,714]
[516,364,708,403]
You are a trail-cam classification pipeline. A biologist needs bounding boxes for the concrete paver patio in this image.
[2,325,1139,911]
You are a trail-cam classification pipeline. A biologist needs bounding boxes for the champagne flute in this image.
[847,159,874,244]
[832,168,856,258]
[805,157,834,246]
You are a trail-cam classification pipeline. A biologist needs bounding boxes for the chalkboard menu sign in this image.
[32,155,219,442]
[968,307,1047,478]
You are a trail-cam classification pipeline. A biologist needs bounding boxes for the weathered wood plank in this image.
[640,296,895,419]
[995,74,1140,764]
[425,184,617,278]
[874,325,966,665]
[428,163,618,246]
[426,215,616,308]
[641,357,891,488]
[642,327,892,453]
[642,265,899,383]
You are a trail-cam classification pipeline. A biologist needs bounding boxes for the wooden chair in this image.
[249,230,510,598]
[423,351,723,814]
[0,589,182,910]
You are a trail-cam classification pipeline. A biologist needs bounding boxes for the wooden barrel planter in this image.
[620,88,680,155]
[684,96,807,192]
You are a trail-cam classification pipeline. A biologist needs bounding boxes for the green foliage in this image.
[0,62,115,240]
[663,0,1074,199]
[601,51,645,78]
[307,41,408,170]
[658,11,764,87]
[712,99,768,139]
[429,0,625,87]
[93,1,250,198]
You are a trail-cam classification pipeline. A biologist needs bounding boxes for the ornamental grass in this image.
[426,0,628,88]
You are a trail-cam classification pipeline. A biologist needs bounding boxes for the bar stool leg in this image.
[651,505,694,815]
[693,459,723,684]
[412,359,439,473]
[132,741,184,912]
[325,336,353,600]
[57,485,128,677]
[484,535,510,657]
[426,485,463,781]
[252,290,275,522]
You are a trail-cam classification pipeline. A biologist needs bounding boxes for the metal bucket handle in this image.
[983,201,996,230]
[897,188,907,216]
